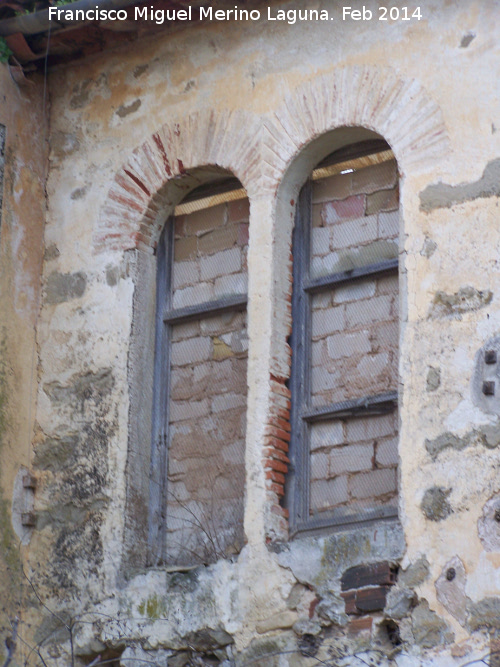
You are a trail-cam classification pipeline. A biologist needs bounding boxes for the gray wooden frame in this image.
[286,155,399,538]
[148,204,248,566]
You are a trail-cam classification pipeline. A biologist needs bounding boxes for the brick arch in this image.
[262,64,450,185]
[94,108,262,254]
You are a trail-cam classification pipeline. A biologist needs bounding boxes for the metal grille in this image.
[150,187,249,566]
[166,313,247,566]
[288,142,399,534]
[0,124,5,235]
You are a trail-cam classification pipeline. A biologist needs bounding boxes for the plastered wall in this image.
[0,67,47,660]
[9,0,500,664]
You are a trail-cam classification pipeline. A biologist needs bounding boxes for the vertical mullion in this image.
[287,182,312,532]
[148,217,174,565]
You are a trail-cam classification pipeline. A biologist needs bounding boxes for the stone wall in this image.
[0,68,47,659]
[5,0,500,664]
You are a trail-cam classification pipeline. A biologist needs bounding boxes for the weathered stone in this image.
[399,557,430,588]
[183,627,233,651]
[421,487,452,521]
[426,367,441,392]
[384,586,417,619]
[468,597,500,630]
[366,186,399,215]
[255,610,298,634]
[478,494,500,552]
[420,237,437,258]
[286,583,309,610]
[121,647,170,667]
[435,556,467,626]
[45,271,87,304]
[293,618,322,636]
[429,286,493,319]
[411,600,453,648]
[316,595,348,626]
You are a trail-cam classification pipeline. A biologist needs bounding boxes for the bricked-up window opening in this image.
[149,177,249,566]
[287,139,399,536]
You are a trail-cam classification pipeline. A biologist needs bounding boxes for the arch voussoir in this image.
[95,108,261,254]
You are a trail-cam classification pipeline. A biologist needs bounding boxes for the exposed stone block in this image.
[227,197,249,223]
[376,438,399,467]
[344,294,393,329]
[312,171,352,203]
[411,600,454,647]
[351,160,397,195]
[255,610,298,634]
[310,475,348,510]
[349,468,397,500]
[169,398,210,422]
[171,336,212,366]
[174,235,198,261]
[312,305,345,337]
[322,195,366,225]
[334,280,376,304]
[173,260,200,289]
[378,210,399,238]
[366,186,399,215]
[200,247,241,281]
[198,224,238,255]
[184,203,226,235]
[328,443,373,475]
[311,227,331,256]
[421,486,452,521]
[172,282,214,308]
[211,392,246,413]
[332,215,378,249]
[326,331,371,360]
[345,414,396,442]
[213,272,248,298]
[45,271,87,304]
[310,421,344,451]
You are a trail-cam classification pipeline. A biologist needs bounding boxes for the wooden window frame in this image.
[286,149,399,538]
[148,190,248,566]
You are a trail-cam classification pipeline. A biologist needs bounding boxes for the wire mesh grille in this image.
[307,159,399,519]
[172,200,249,309]
[164,195,249,567]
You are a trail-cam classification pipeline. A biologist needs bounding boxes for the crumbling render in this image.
[420,158,500,211]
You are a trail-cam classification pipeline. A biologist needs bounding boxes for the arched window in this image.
[149,175,249,566]
[287,138,399,535]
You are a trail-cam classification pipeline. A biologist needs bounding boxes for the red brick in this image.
[265,470,286,485]
[264,425,291,442]
[262,448,290,463]
[265,437,289,453]
[268,416,291,433]
[263,459,288,474]
[267,482,285,496]
[271,407,291,422]
[270,378,292,398]
[322,194,365,223]
[348,617,373,634]
[270,504,289,518]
